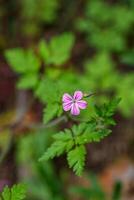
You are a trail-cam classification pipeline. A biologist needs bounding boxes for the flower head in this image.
[62,91,87,115]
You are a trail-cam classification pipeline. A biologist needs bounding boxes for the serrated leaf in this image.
[95,98,121,118]
[105,118,116,126]
[53,130,72,141]
[104,98,121,117]
[39,139,73,161]
[1,184,26,200]
[94,105,102,116]
[75,128,111,145]
[43,103,60,123]
[35,78,61,103]
[85,129,111,142]
[2,186,11,200]
[39,141,67,161]
[49,33,75,65]
[67,145,86,176]
[5,48,40,74]
[39,130,74,161]
[11,184,26,200]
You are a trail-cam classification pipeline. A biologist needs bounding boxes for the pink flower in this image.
[62,91,87,115]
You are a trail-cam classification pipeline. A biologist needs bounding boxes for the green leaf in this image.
[49,33,75,65]
[67,145,86,176]
[84,52,119,90]
[38,33,75,66]
[35,78,61,103]
[39,141,67,161]
[39,131,74,161]
[11,184,26,200]
[17,73,39,89]
[43,103,61,123]
[75,128,111,145]
[102,98,121,118]
[5,48,40,74]
[1,184,26,200]
[2,186,11,200]
[52,129,72,141]
[38,40,50,64]
[94,98,121,119]
[72,123,88,136]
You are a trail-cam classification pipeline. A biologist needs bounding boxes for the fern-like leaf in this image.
[67,145,86,176]
[39,131,74,161]
[1,183,26,200]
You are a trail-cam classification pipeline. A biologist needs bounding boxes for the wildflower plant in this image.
[39,96,120,176]
[5,32,121,176]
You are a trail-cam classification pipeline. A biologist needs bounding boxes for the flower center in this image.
[73,99,77,103]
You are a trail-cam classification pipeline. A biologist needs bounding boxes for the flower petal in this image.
[62,93,72,103]
[77,100,87,109]
[63,102,72,111]
[73,91,83,100]
[71,103,80,115]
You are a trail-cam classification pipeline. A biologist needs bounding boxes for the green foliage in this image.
[5,33,75,123]
[35,78,61,103]
[17,73,39,89]
[82,52,134,117]
[1,0,133,196]
[5,33,133,118]
[84,52,119,90]
[5,32,74,96]
[40,98,120,176]
[43,104,61,123]
[76,0,134,53]
[39,129,74,161]
[5,48,40,73]
[1,184,27,200]
[39,40,50,64]
[35,78,63,123]
[75,0,134,117]
[94,98,121,121]
[5,48,40,89]
[67,145,86,176]
[39,33,75,65]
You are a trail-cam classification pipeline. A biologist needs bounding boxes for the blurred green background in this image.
[0,0,134,199]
